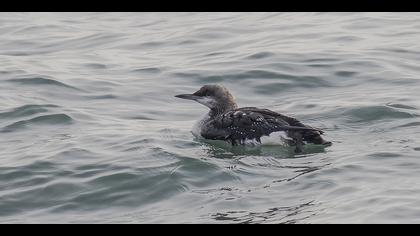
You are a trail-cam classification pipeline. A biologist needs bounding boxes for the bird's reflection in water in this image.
[200,138,328,159]
[196,139,330,224]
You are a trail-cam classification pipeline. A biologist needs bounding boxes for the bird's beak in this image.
[175,94,200,101]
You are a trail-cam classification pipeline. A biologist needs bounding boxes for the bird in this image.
[175,84,331,153]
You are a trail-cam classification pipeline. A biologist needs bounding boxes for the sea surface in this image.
[1,12,420,224]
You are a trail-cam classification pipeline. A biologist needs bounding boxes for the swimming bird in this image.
[175,84,331,153]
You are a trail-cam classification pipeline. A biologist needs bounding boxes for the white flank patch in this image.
[259,131,291,146]
[241,131,292,146]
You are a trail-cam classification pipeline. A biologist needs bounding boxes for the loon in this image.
[175,84,331,153]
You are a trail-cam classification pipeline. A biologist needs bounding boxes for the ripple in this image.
[203,51,233,57]
[244,52,275,60]
[331,35,363,42]
[343,105,418,123]
[0,104,59,119]
[51,148,101,163]
[395,122,420,128]
[367,152,403,160]
[254,80,330,94]
[7,77,82,91]
[67,167,187,209]
[2,114,74,132]
[178,39,201,45]
[386,103,417,110]
[334,71,358,77]
[174,70,331,88]
[83,94,118,100]
[128,115,155,121]
[138,41,166,48]
[131,67,162,74]
[84,63,108,69]
[40,32,126,51]
[307,63,334,68]
[381,47,420,55]
[211,201,316,224]
[302,58,341,63]
[0,51,47,56]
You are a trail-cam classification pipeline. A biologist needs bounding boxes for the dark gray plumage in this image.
[175,84,331,153]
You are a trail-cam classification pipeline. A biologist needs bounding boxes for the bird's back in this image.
[200,107,328,148]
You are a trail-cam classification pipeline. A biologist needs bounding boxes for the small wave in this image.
[131,67,162,74]
[203,51,232,57]
[138,41,166,48]
[128,115,155,120]
[173,70,331,88]
[367,152,403,160]
[386,103,417,110]
[0,104,59,119]
[211,201,316,224]
[395,122,420,128]
[343,105,418,123]
[244,52,275,60]
[2,114,74,132]
[178,39,201,45]
[334,71,358,77]
[0,161,56,182]
[254,80,330,94]
[83,94,118,100]
[0,69,27,75]
[193,31,234,40]
[330,35,363,42]
[7,77,82,91]
[307,63,334,68]
[83,63,107,69]
[302,58,341,63]
[0,51,49,56]
[12,24,70,34]
[39,32,126,51]
[379,47,420,55]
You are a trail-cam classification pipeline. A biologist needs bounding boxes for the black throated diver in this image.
[175,84,331,153]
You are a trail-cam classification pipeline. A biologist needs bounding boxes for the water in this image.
[1,12,420,224]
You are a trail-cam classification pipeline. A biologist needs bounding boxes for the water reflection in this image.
[200,139,328,159]
[212,201,317,224]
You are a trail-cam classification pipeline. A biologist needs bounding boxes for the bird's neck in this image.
[208,102,238,118]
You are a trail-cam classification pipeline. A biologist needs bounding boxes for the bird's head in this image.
[175,84,238,114]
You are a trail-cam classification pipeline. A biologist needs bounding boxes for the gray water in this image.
[1,12,420,224]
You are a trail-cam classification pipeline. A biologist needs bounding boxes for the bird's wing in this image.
[238,107,319,131]
[238,107,327,143]
[201,108,319,144]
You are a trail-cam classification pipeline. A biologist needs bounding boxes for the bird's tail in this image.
[282,126,332,147]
